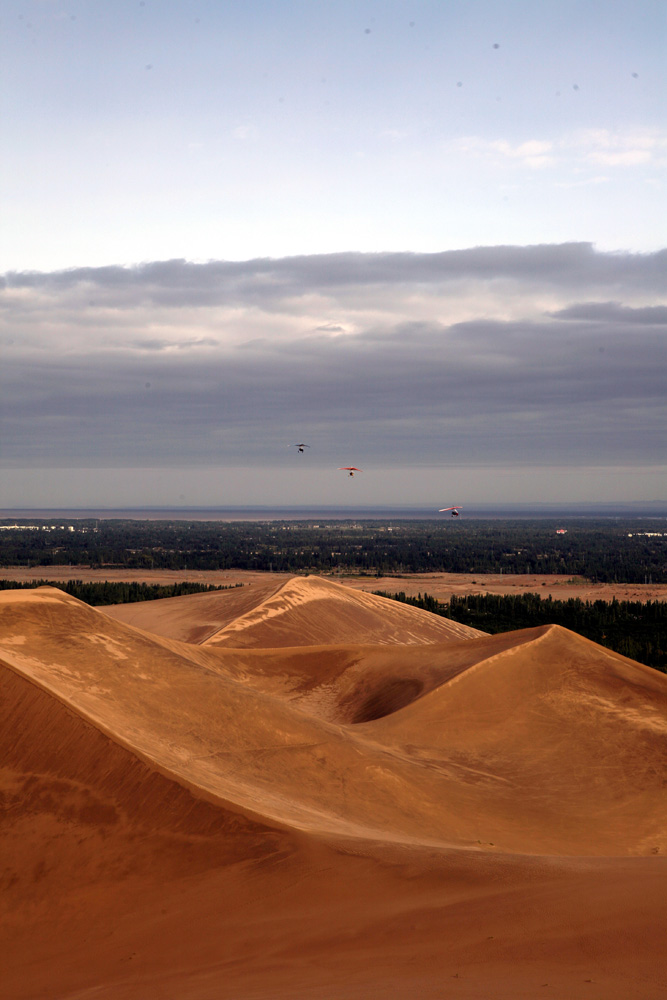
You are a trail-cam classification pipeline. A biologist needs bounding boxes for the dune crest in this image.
[106,574,482,646]
[201,574,485,647]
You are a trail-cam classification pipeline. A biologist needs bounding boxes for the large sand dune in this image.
[107,573,485,646]
[2,580,666,999]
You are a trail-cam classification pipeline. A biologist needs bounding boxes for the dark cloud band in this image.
[2,244,665,470]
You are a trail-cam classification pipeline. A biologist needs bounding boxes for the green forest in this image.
[1,517,665,582]
[375,590,667,673]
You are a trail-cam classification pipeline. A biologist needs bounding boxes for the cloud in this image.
[574,128,667,168]
[488,139,554,169]
[4,242,665,304]
[550,302,667,324]
[451,136,555,169]
[231,124,259,141]
[449,128,667,174]
[2,244,665,366]
[1,244,665,474]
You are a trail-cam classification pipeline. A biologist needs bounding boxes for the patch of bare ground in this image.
[343,571,667,604]
[0,565,292,587]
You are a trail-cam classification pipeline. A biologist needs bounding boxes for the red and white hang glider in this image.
[439,506,462,517]
[339,467,362,477]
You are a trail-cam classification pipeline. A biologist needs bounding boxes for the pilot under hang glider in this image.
[292,443,310,453]
[339,467,362,477]
[439,506,462,517]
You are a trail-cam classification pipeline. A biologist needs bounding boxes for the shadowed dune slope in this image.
[205,627,541,723]
[2,585,667,999]
[0,661,287,885]
[198,574,485,647]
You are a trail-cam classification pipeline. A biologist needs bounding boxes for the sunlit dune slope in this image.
[104,577,283,643]
[2,586,667,856]
[199,574,484,647]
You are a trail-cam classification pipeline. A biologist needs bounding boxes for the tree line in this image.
[1,518,665,583]
[0,580,239,606]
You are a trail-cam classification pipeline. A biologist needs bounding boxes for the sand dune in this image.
[2,581,666,999]
[107,574,484,647]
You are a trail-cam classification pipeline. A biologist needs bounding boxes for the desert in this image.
[2,576,667,999]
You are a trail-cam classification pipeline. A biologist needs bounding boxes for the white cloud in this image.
[451,136,555,169]
[572,128,667,167]
[490,139,554,169]
[448,128,667,174]
[554,176,610,189]
[589,150,651,166]
[232,124,259,141]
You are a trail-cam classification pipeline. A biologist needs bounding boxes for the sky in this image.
[1,0,666,508]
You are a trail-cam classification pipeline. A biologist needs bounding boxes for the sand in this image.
[106,574,484,646]
[1,577,666,999]
[346,571,667,604]
[2,565,666,604]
